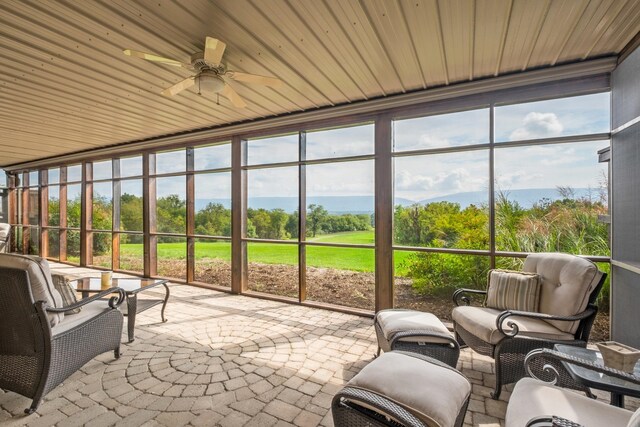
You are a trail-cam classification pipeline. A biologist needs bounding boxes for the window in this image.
[246,134,298,166]
[394,108,489,151]
[194,143,231,170]
[495,93,610,142]
[394,151,489,249]
[120,156,142,178]
[156,149,186,174]
[494,140,609,255]
[306,123,374,159]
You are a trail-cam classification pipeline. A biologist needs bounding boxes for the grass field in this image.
[119,230,414,275]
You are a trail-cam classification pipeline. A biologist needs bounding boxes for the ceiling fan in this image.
[123,37,282,108]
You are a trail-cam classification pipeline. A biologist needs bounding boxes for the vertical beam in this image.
[298,131,307,302]
[21,172,29,254]
[186,148,195,283]
[59,167,68,261]
[39,170,48,258]
[81,162,93,266]
[375,115,394,312]
[8,175,17,252]
[231,136,247,293]
[112,159,121,270]
[143,153,157,277]
[489,105,496,269]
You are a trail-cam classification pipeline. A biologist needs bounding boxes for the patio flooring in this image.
[0,263,636,427]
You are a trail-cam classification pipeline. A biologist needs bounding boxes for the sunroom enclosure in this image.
[5,69,612,316]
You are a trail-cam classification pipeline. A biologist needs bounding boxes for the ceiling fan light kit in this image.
[123,36,281,108]
[196,71,226,94]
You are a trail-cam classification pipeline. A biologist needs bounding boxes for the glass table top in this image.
[555,344,640,392]
[72,277,167,293]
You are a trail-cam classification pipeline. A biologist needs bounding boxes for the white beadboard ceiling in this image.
[1,0,639,167]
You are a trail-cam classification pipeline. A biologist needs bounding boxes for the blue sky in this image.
[28,92,611,205]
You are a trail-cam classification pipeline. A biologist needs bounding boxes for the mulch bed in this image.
[113,257,611,341]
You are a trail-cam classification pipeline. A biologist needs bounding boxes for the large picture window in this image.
[7,89,610,318]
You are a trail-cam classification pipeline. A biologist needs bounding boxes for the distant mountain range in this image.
[195,188,599,214]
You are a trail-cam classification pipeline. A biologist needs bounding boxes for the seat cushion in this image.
[452,306,574,345]
[375,310,454,344]
[628,408,640,427]
[52,300,115,336]
[506,378,632,427]
[347,352,470,427]
[485,269,541,312]
[523,253,603,334]
[0,254,64,326]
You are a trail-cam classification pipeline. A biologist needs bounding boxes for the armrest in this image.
[496,308,596,337]
[452,288,487,306]
[526,416,583,427]
[525,348,640,386]
[46,287,126,312]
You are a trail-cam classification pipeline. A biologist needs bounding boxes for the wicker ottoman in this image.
[332,351,471,427]
[374,309,460,367]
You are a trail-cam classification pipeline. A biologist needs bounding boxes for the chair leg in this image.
[491,360,502,400]
[376,346,381,357]
[25,398,41,415]
[114,346,121,359]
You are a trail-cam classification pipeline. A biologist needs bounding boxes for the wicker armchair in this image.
[452,253,606,399]
[0,223,10,253]
[0,254,125,414]
[505,348,640,427]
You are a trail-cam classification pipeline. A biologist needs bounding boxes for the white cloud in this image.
[509,112,563,141]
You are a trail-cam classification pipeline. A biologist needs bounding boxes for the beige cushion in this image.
[347,352,470,427]
[506,378,632,427]
[452,306,574,345]
[485,269,541,312]
[376,310,454,345]
[52,300,115,336]
[0,254,64,326]
[523,253,603,334]
[628,408,640,427]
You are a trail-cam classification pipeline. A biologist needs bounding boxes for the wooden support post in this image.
[81,162,93,266]
[39,170,48,258]
[112,160,121,270]
[375,115,394,312]
[143,153,157,277]
[231,136,247,293]
[7,175,17,252]
[22,172,29,254]
[59,167,68,261]
[186,148,195,283]
[299,131,307,302]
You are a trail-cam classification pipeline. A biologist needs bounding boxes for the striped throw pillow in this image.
[51,273,81,314]
[485,269,541,312]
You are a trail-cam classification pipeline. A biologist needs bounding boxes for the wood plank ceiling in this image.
[1,0,640,167]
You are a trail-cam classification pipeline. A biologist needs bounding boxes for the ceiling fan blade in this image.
[123,49,187,67]
[161,77,195,96]
[204,37,226,66]
[220,83,247,108]
[229,71,282,88]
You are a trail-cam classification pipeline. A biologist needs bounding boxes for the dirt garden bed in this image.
[108,256,610,342]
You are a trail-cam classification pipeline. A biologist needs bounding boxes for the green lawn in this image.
[120,230,414,275]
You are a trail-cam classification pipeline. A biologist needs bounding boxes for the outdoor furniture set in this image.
[0,253,168,413]
[333,252,640,426]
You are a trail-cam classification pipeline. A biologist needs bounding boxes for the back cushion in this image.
[485,270,541,312]
[0,254,64,326]
[523,253,603,334]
